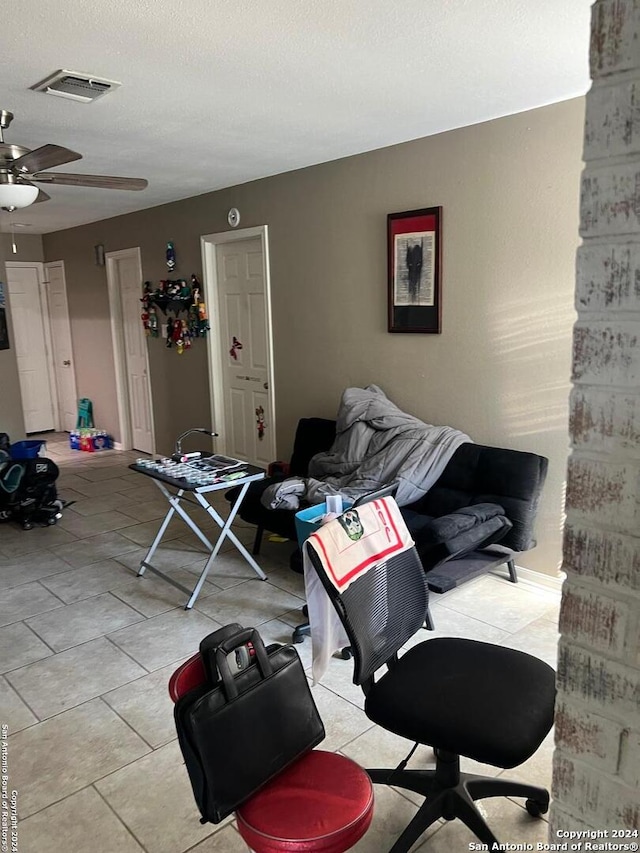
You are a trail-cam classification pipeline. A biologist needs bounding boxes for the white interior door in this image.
[214,236,274,467]
[44,261,77,432]
[106,248,154,454]
[5,263,56,433]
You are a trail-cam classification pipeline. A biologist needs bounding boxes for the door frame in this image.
[200,225,276,461]
[106,246,156,452]
[5,260,62,431]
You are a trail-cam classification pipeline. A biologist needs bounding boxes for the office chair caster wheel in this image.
[340,646,352,660]
[22,521,33,530]
[525,798,548,817]
[292,623,311,644]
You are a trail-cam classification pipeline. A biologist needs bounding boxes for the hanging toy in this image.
[229,336,243,360]
[166,242,176,273]
[173,317,182,341]
[197,297,210,337]
[141,281,153,310]
[182,320,192,350]
[148,307,159,338]
[166,316,174,347]
[173,315,184,354]
[141,309,150,335]
[188,303,200,338]
[255,405,266,440]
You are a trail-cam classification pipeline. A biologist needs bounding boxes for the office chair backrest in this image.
[307,542,429,687]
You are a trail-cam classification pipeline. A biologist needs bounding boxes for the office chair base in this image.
[367,753,549,853]
[292,622,311,643]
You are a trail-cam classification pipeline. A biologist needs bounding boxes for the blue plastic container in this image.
[294,500,353,547]
[10,440,46,459]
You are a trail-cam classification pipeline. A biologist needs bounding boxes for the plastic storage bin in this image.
[10,440,46,459]
[295,499,353,547]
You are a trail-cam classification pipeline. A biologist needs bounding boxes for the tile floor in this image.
[1,433,562,852]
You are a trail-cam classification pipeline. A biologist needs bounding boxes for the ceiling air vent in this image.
[30,70,121,103]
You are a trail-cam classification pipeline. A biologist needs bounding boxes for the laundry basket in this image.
[10,440,46,459]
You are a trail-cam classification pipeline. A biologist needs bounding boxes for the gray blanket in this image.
[262,385,471,510]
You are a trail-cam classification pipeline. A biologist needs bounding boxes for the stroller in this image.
[0,434,66,530]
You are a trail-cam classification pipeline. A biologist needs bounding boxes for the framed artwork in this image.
[387,206,442,333]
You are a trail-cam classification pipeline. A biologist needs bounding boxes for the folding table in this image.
[129,460,266,608]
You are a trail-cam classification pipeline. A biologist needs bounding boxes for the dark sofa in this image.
[227,417,548,593]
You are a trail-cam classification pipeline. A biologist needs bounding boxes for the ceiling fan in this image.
[0,110,148,211]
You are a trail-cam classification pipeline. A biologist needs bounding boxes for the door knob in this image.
[63,360,71,366]
[263,382,269,390]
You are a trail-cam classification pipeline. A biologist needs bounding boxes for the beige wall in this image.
[0,234,45,439]
[43,97,584,576]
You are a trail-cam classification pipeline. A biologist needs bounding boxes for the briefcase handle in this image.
[215,628,273,700]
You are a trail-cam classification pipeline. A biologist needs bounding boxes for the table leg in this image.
[137,485,182,577]
[184,483,267,609]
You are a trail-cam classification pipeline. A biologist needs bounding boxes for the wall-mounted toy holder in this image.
[141,275,210,354]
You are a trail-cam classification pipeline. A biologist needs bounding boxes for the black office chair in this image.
[306,540,556,852]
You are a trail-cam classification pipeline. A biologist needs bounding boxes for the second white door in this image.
[5,263,56,433]
[44,261,77,432]
[106,248,154,454]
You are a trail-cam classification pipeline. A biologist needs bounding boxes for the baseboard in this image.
[491,563,565,595]
[112,441,124,451]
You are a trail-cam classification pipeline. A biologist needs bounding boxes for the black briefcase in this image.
[175,624,325,824]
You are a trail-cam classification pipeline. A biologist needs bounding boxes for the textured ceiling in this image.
[1,0,591,235]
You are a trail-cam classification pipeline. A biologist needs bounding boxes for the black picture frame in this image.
[387,206,442,333]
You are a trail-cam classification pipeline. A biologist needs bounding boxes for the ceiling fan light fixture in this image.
[0,182,39,209]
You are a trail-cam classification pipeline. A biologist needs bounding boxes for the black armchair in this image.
[227,417,548,594]
[306,538,555,851]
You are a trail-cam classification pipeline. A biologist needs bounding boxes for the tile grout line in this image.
[99,696,158,754]
[4,673,42,726]
[91,783,152,852]
[103,634,152,675]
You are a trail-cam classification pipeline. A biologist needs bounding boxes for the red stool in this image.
[237,750,373,853]
[169,654,373,852]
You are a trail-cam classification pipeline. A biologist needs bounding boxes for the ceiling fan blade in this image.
[32,172,148,191]
[34,188,51,203]
[12,144,82,174]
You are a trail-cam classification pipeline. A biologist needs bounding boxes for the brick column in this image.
[551,0,640,832]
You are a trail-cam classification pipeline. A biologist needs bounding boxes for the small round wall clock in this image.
[227,208,241,228]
